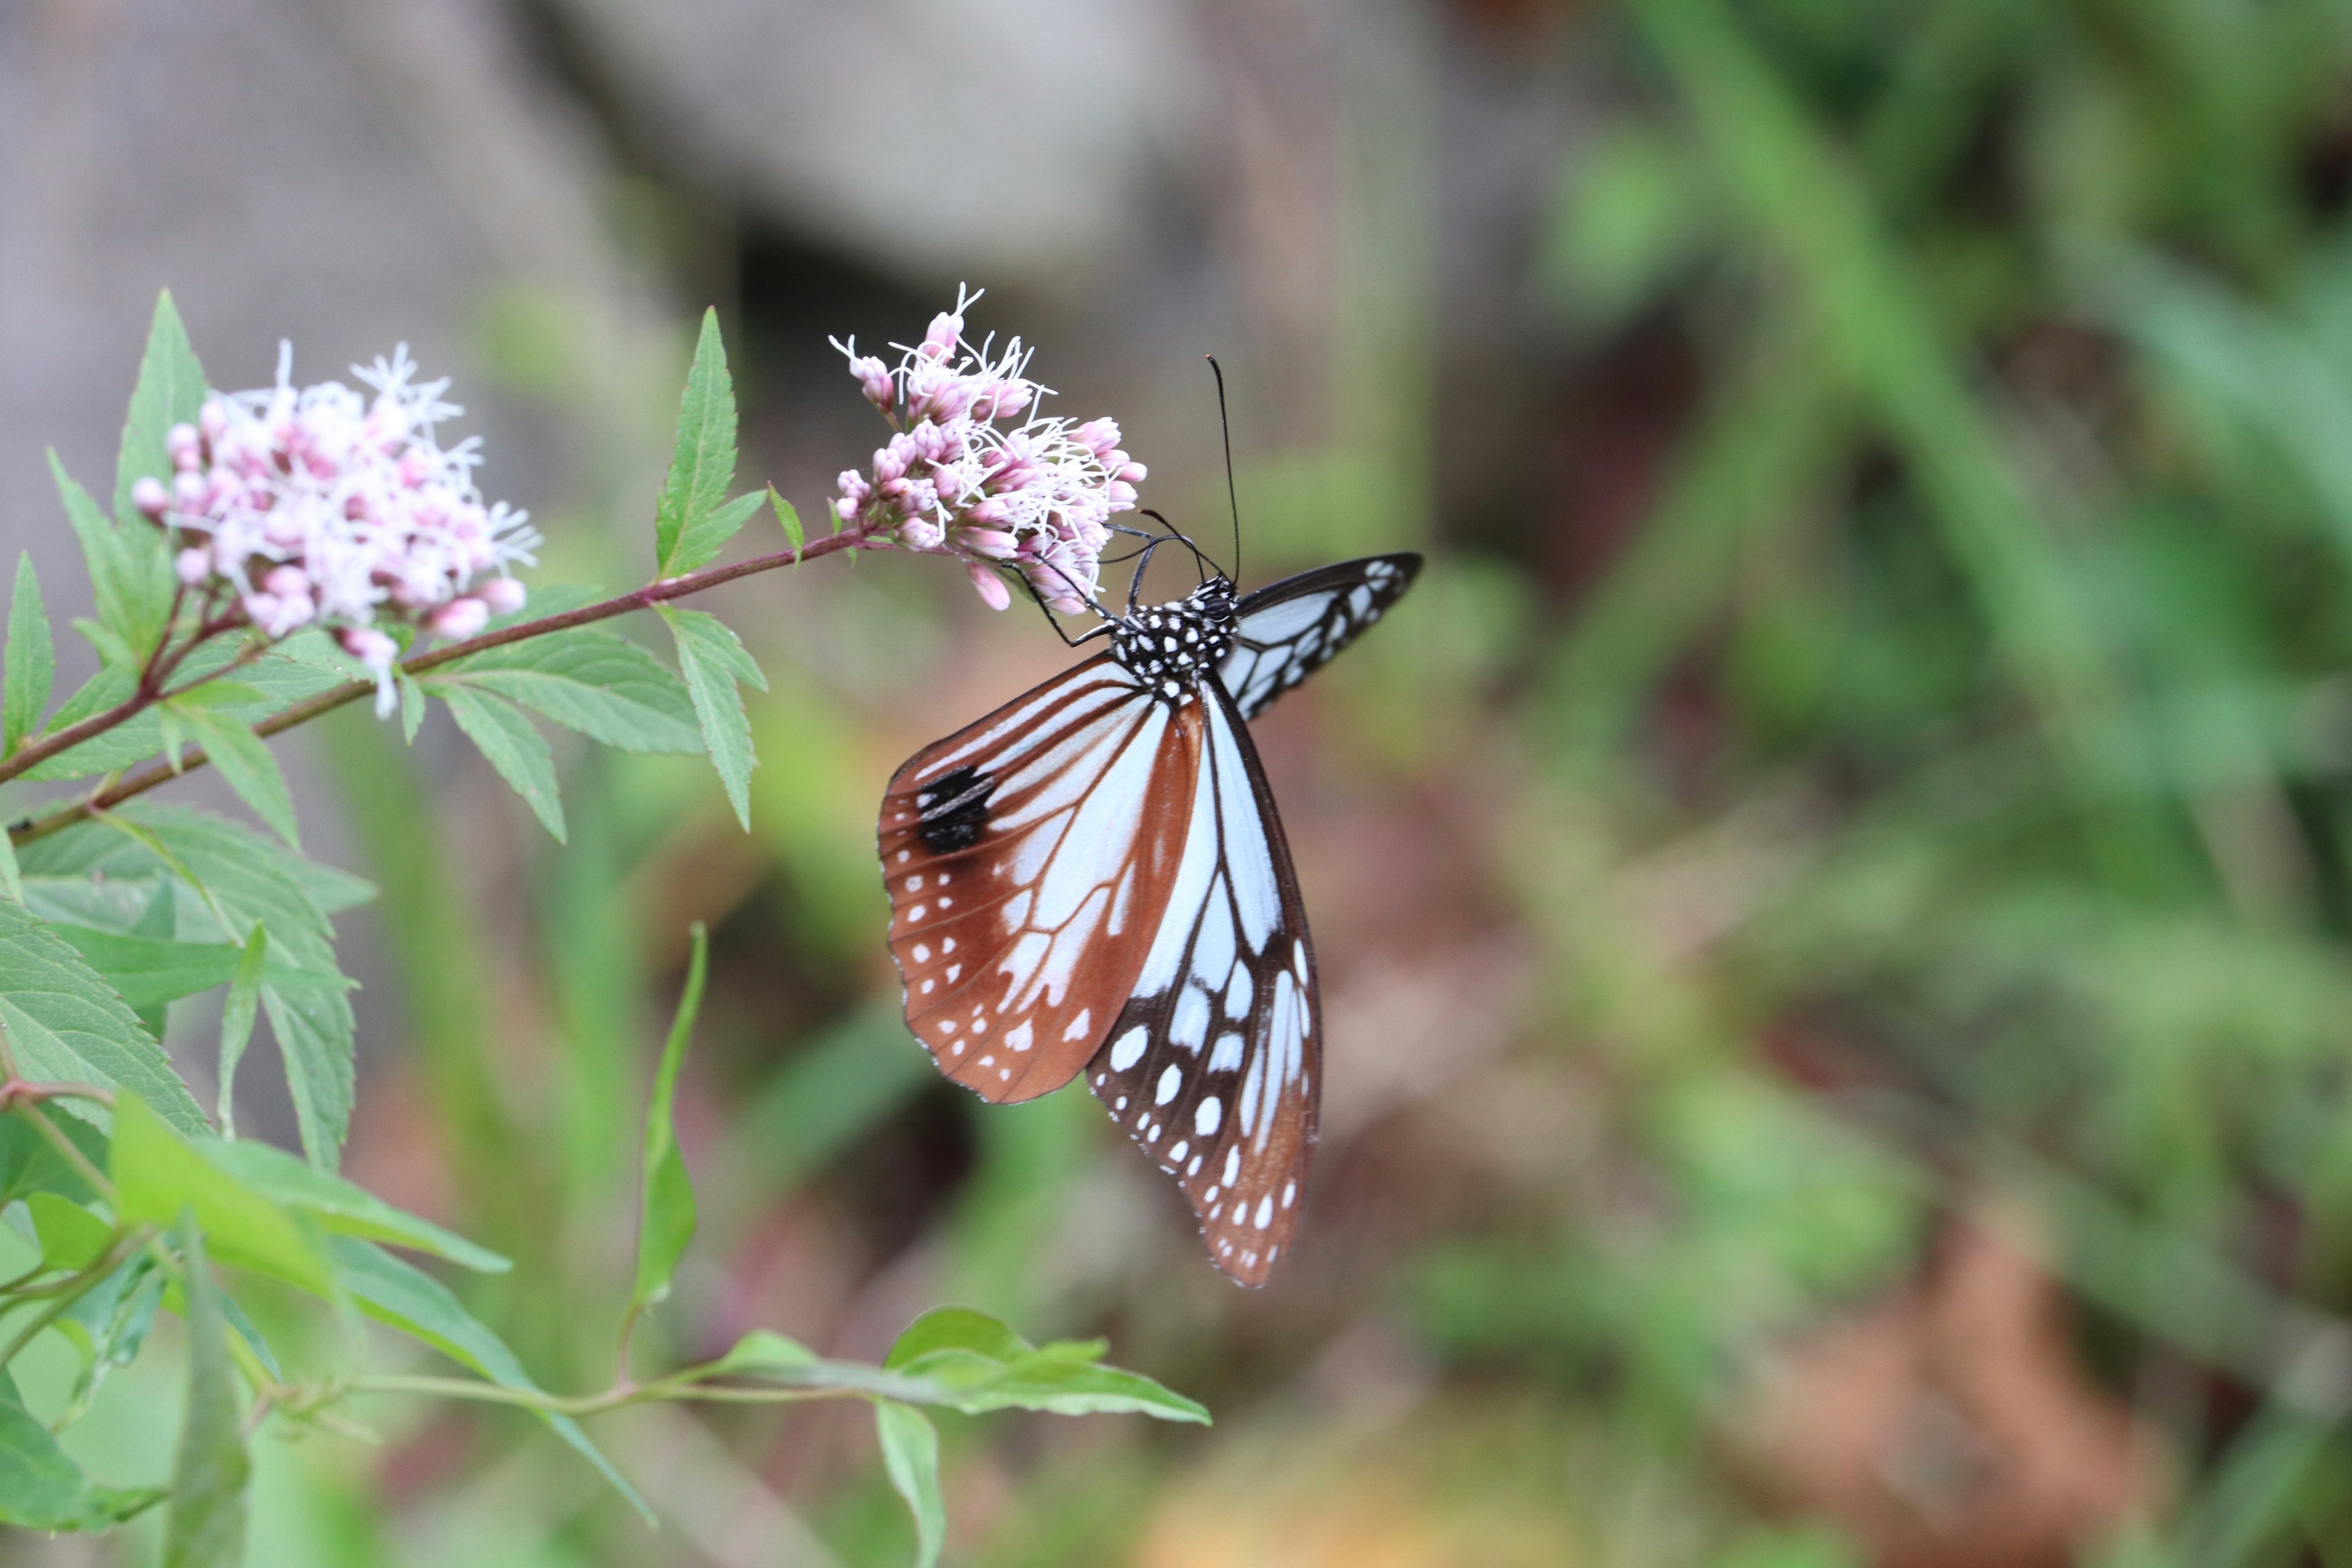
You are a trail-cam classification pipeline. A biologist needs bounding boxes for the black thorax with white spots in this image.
[1110,579,1237,706]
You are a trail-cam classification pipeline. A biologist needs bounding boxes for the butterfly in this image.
[878,545,1421,1284]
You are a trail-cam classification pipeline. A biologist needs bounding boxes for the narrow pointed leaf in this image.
[116,292,209,527]
[217,925,266,1133]
[440,628,702,753]
[43,925,342,1012]
[161,1218,248,1568]
[112,1094,334,1297]
[661,606,763,829]
[50,454,137,670]
[655,308,742,576]
[875,1400,945,1568]
[4,552,54,756]
[205,1137,507,1272]
[434,682,565,841]
[630,923,706,1316]
[0,831,21,907]
[771,488,805,553]
[170,706,300,848]
[0,1368,160,1531]
[0,902,208,1134]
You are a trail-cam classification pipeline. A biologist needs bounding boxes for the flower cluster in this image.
[831,287,1145,613]
[133,345,538,714]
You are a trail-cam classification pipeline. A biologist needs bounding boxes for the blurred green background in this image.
[21,0,2352,1562]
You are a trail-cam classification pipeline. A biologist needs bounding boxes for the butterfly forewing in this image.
[1085,677,1317,1286]
[881,654,1202,1103]
[1217,553,1422,722]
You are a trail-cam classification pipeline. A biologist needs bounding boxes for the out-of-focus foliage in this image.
[22,0,2352,1563]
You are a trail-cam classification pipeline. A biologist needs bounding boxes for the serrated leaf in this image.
[0,1368,160,1532]
[19,807,359,1164]
[45,924,343,1012]
[216,924,265,1134]
[881,1307,1210,1422]
[331,1238,650,1520]
[5,552,54,757]
[170,705,299,847]
[661,606,763,830]
[0,902,207,1134]
[205,1137,507,1272]
[111,1093,333,1297]
[397,671,426,744]
[628,924,705,1322]
[434,682,565,841]
[440,627,703,754]
[51,454,141,672]
[161,1218,248,1568]
[874,1401,945,1568]
[771,487,805,554]
[656,309,742,576]
[0,832,21,908]
[116,292,208,527]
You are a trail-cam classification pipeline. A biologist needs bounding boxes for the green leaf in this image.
[55,1256,164,1425]
[434,682,565,841]
[111,1093,333,1297]
[396,670,426,744]
[0,1368,160,1531]
[47,923,343,1011]
[205,1137,507,1272]
[0,1110,104,1205]
[50,453,143,672]
[168,706,300,848]
[0,902,208,1134]
[660,606,764,830]
[655,308,743,576]
[26,1191,113,1270]
[116,292,208,528]
[628,923,706,1322]
[874,1400,945,1568]
[4,552,54,756]
[161,1218,249,1568]
[688,1332,945,1403]
[0,831,22,908]
[332,1238,649,1520]
[771,486,805,554]
[20,807,359,1164]
[881,1307,1212,1422]
[216,925,266,1134]
[439,627,704,754]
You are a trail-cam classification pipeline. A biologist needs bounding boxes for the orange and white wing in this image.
[880,654,1202,1102]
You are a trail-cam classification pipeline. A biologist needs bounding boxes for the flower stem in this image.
[7,526,870,848]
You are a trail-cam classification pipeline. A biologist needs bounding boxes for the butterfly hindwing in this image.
[1086,676,1317,1286]
[1216,552,1422,722]
[881,654,1202,1103]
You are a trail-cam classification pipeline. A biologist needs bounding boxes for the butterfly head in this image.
[1111,576,1237,705]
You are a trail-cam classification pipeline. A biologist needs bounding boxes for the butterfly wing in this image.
[881,654,1203,1103]
[1216,552,1423,722]
[1085,676,1317,1286]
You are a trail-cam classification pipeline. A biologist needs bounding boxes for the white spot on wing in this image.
[1155,1064,1182,1105]
[1109,1027,1148,1071]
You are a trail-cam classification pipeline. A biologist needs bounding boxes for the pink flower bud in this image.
[262,564,311,598]
[959,528,1018,559]
[165,423,202,472]
[478,576,526,615]
[1116,462,1147,486]
[176,546,213,585]
[854,356,894,409]
[1074,418,1121,460]
[340,625,398,677]
[429,597,490,639]
[966,560,1012,611]
[199,401,228,442]
[921,312,963,360]
[172,472,208,509]
[131,476,171,520]
[900,519,946,551]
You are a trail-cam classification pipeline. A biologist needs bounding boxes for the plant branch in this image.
[344,1370,844,1417]
[9,526,870,848]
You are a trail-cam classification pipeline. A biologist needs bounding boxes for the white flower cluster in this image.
[134,345,538,714]
[831,287,1145,614]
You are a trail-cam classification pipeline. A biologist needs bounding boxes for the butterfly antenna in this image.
[1140,508,1215,590]
[1207,355,1242,586]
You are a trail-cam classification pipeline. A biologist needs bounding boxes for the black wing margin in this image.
[1215,552,1422,722]
[1084,676,1319,1286]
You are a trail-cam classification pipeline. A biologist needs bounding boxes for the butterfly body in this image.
[880,551,1421,1284]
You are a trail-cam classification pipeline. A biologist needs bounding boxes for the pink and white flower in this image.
[135,344,538,715]
[830,286,1145,614]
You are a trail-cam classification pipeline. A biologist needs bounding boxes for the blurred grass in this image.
[54,2,2352,1565]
